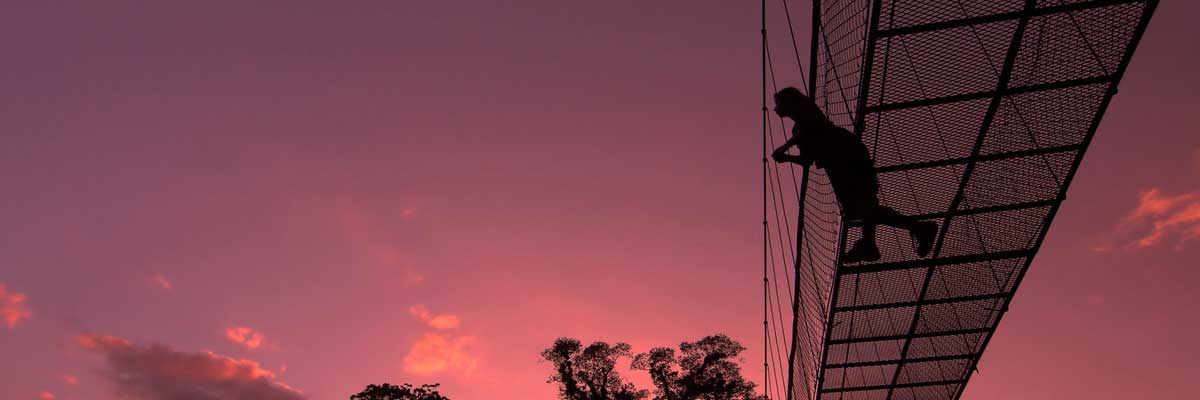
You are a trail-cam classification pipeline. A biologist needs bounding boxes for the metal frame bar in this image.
[827,352,983,369]
[864,74,1113,114]
[877,0,1143,38]
[881,3,1038,397]
[844,199,1059,229]
[841,249,1033,275]
[833,292,1011,313]
[829,327,992,345]
[821,379,963,394]
[874,144,1081,173]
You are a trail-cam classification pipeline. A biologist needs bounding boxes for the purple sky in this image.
[1,1,1198,399]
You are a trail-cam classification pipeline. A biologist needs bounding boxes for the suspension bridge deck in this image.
[772,1,1158,399]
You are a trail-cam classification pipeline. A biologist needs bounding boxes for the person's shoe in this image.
[843,240,881,263]
[912,221,938,258]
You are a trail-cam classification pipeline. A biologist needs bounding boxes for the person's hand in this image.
[771,145,791,162]
[771,151,788,163]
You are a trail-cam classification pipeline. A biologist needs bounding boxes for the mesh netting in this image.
[776,1,1158,400]
[762,1,874,399]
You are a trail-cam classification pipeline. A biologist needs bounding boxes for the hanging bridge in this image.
[760,1,1158,399]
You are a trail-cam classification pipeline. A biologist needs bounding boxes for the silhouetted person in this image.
[771,87,937,263]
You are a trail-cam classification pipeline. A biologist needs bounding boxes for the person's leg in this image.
[860,218,878,246]
[843,197,882,263]
[871,204,937,257]
[872,205,919,230]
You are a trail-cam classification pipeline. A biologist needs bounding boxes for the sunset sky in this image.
[2,1,1198,399]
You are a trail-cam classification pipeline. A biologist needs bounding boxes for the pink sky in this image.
[1,1,1198,399]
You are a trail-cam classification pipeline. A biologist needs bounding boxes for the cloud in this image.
[402,333,478,376]
[152,274,173,291]
[403,305,476,376]
[38,392,55,400]
[1122,188,1200,249]
[75,333,305,400]
[327,194,426,286]
[225,326,267,350]
[408,305,460,330]
[0,283,33,329]
[62,374,78,385]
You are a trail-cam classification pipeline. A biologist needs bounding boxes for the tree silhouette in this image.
[631,335,765,400]
[543,335,765,400]
[349,383,449,400]
[541,338,649,400]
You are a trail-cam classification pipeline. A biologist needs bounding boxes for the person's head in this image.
[773,87,825,124]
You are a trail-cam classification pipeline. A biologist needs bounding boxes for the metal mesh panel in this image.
[790,167,843,400]
[814,0,874,128]
[888,0,1025,30]
[784,1,874,399]
[865,100,988,168]
[797,1,1158,399]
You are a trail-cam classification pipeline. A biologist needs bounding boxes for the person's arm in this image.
[771,136,798,160]
[771,133,812,167]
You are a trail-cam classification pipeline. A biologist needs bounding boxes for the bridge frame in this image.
[786,1,1159,399]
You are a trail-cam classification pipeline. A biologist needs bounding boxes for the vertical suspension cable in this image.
[781,0,810,95]
[766,2,838,398]
[761,0,770,398]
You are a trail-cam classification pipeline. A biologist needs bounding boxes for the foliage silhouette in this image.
[543,335,765,400]
[349,383,449,400]
[632,335,765,400]
[541,338,650,400]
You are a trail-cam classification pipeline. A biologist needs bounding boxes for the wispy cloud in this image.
[0,283,32,329]
[326,194,427,282]
[400,266,426,286]
[408,305,460,330]
[152,273,173,291]
[62,374,78,385]
[1095,187,1200,253]
[38,391,55,400]
[403,333,478,376]
[1122,188,1200,249]
[225,326,267,350]
[76,333,305,400]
